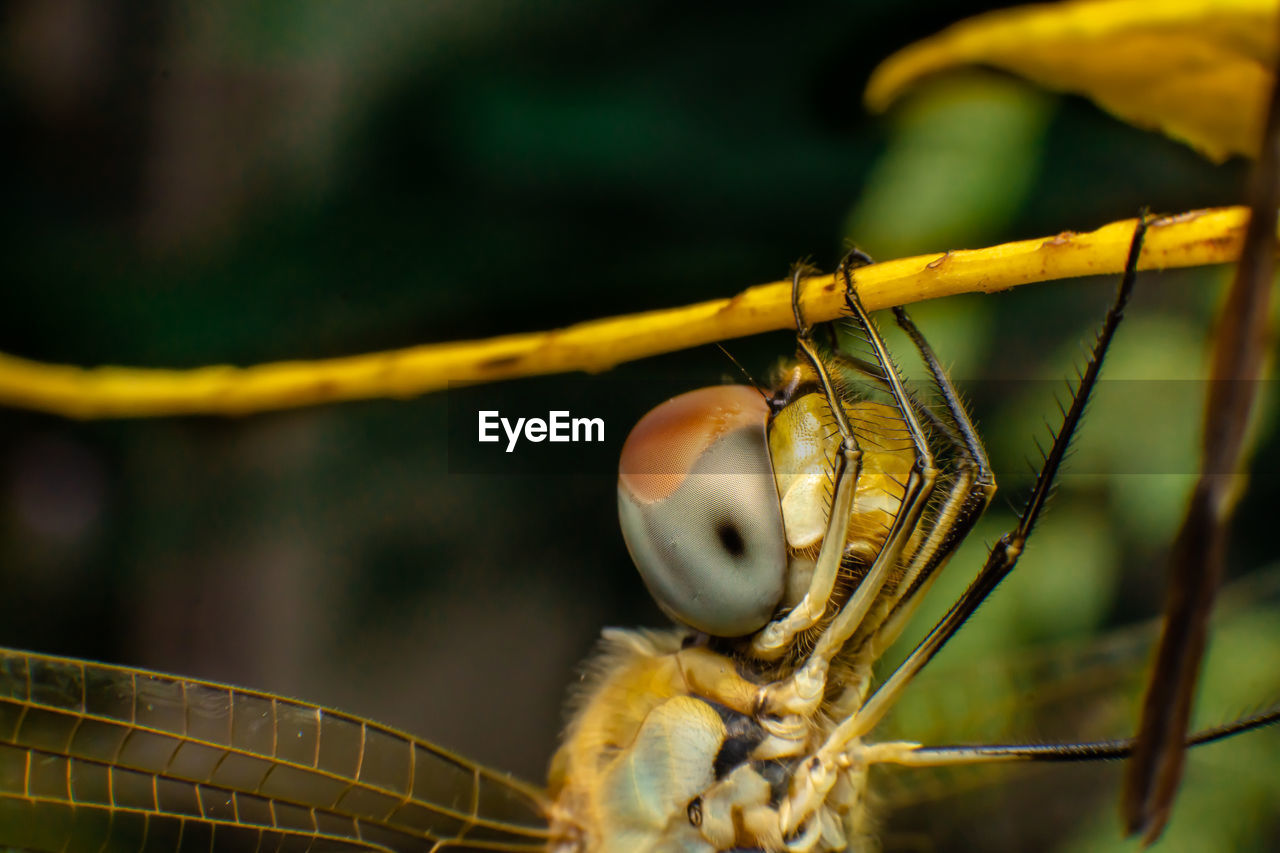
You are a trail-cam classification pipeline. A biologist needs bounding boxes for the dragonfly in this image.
[2,220,1277,851]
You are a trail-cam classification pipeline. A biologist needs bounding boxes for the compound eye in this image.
[618,386,787,637]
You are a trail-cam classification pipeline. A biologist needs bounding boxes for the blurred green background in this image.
[1,2,1276,850]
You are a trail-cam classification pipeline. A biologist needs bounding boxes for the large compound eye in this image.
[618,385,787,637]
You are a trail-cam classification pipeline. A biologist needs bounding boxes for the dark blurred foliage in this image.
[1,2,1276,851]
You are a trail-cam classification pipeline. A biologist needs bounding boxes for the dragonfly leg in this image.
[755,254,939,725]
[751,263,866,661]
[775,217,1151,839]
[857,305,997,657]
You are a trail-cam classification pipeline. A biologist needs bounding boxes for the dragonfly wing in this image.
[0,650,551,853]
[872,617,1152,815]
[874,564,1280,812]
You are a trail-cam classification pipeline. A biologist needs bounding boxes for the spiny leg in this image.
[818,312,999,657]
[861,307,999,655]
[856,214,1149,736]
[778,216,1150,840]
[855,701,1280,768]
[797,260,942,662]
[756,253,939,722]
[809,322,995,665]
[751,262,866,660]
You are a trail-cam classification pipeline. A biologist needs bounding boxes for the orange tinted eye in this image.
[619,385,773,502]
[618,386,787,637]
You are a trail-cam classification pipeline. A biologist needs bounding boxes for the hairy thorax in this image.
[547,627,881,853]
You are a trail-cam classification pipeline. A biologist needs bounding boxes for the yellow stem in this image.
[0,207,1252,419]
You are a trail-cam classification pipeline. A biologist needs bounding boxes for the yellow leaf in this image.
[866,0,1278,162]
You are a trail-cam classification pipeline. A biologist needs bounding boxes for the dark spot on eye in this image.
[687,796,703,826]
[716,521,745,558]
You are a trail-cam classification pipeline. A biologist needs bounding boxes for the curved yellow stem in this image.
[0,207,1253,419]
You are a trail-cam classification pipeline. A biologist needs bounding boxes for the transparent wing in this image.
[872,616,1158,815]
[873,565,1280,814]
[0,649,551,853]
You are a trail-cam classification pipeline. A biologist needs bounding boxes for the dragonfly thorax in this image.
[547,628,878,853]
[769,392,915,577]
